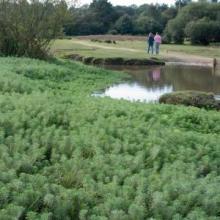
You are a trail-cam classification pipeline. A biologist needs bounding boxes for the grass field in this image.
[1,57,220,219]
[51,39,150,59]
[51,38,220,60]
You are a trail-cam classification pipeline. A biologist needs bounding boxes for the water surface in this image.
[95,65,220,102]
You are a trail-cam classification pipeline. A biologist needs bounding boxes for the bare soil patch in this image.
[75,35,146,41]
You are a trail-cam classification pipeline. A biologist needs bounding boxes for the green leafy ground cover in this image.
[1,58,220,219]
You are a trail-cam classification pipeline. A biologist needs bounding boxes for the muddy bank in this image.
[159,91,220,110]
[64,54,165,66]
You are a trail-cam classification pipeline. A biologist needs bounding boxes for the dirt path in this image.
[75,40,141,52]
[75,40,214,66]
[162,51,213,66]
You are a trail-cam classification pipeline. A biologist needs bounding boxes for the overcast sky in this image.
[78,0,177,6]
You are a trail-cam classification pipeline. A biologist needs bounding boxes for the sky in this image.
[78,0,177,7]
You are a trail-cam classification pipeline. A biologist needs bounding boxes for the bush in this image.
[159,90,220,110]
[185,18,220,45]
[161,34,172,44]
[164,17,185,44]
[108,29,118,35]
[164,2,220,45]
[0,0,68,59]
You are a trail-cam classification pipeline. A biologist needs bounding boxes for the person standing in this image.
[147,33,154,54]
[154,33,162,55]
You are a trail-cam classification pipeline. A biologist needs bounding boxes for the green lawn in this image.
[51,38,220,59]
[162,44,220,58]
[51,39,151,59]
[1,57,220,219]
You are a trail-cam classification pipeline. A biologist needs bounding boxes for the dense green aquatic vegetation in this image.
[1,58,220,220]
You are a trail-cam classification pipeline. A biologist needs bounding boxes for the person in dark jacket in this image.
[147,32,154,54]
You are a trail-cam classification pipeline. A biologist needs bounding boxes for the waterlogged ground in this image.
[1,58,220,219]
[96,65,219,102]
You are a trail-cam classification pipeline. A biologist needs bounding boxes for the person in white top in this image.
[154,33,162,55]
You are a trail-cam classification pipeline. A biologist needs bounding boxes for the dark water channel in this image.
[94,64,220,102]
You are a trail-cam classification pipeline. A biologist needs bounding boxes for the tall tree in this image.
[165,2,220,44]
[89,0,116,33]
[114,14,133,34]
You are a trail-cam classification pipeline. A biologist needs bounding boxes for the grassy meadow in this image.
[51,39,149,59]
[52,38,220,59]
[1,57,220,219]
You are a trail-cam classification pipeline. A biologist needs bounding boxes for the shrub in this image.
[164,2,220,45]
[108,29,118,35]
[0,0,69,59]
[164,17,185,44]
[159,90,220,110]
[185,18,220,45]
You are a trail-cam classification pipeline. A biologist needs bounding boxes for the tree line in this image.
[64,0,178,36]
[65,0,220,45]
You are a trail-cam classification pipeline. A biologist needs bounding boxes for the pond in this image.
[94,64,220,102]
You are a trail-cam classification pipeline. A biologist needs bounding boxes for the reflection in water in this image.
[152,68,161,81]
[95,65,220,102]
[104,83,173,102]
